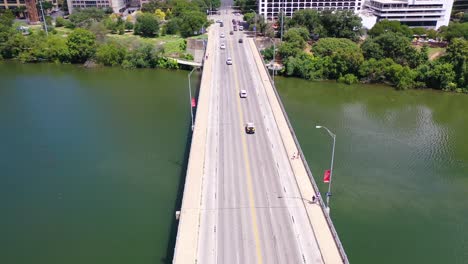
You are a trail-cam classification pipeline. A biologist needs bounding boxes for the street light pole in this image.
[269,38,276,84]
[188,67,197,131]
[39,0,48,36]
[249,9,257,40]
[316,125,336,214]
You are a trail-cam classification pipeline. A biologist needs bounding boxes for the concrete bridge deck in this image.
[172,8,348,264]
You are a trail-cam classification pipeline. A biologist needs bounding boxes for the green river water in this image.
[0,62,467,263]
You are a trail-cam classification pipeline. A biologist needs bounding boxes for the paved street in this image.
[196,7,326,264]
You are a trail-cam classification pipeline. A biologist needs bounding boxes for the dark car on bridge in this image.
[245,123,255,134]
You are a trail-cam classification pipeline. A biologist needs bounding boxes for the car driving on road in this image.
[245,123,255,134]
[240,89,247,98]
[220,43,226,49]
[226,57,232,65]
[220,33,225,38]
[238,38,243,43]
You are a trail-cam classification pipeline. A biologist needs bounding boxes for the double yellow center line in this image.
[227,35,264,264]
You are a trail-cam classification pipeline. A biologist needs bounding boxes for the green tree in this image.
[178,10,207,37]
[338,73,359,84]
[443,38,468,88]
[0,10,16,58]
[359,58,396,83]
[55,17,66,27]
[362,32,423,67]
[66,28,96,63]
[37,1,53,12]
[368,19,413,38]
[411,27,426,36]
[283,52,326,80]
[134,13,159,37]
[69,8,108,28]
[154,9,166,20]
[166,18,181,34]
[312,38,363,78]
[125,20,134,31]
[44,35,70,62]
[319,10,363,41]
[287,9,322,35]
[441,22,468,41]
[418,61,456,90]
[278,27,309,58]
[96,42,127,66]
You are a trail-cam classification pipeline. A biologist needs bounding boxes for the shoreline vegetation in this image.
[1,3,467,93]
[0,0,217,69]
[257,10,468,93]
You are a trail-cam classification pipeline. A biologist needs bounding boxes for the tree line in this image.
[0,0,216,68]
[266,10,468,92]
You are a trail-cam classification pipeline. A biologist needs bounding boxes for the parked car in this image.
[238,38,243,43]
[239,26,243,31]
[230,31,234,35]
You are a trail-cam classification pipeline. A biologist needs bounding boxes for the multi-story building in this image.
[66,0,129,14]
[0,0,40,23]
[258,0,454,29]
[452,0,468,12]
[258,0,364,21]
[362,0,454,28]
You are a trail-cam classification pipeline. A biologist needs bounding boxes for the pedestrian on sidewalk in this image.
[296,152,301,160]
[312,195,316,204]
[291,152,296,160]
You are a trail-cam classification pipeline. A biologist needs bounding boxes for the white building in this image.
[67,0,129,14]
[258,0,364,21]
[362,0,454,29]
[258,0,454,29]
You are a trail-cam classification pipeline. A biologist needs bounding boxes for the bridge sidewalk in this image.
[172,26,214,264]
[248,38,346,264]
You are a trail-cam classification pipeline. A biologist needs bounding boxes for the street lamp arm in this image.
[316,125,335,139]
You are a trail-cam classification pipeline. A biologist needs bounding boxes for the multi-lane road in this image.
[196,8,327,264]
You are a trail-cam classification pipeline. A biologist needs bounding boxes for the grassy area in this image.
[106,33,186,56]
[189,34,208,40]
[22,25,188,57]
[427,47,446,60]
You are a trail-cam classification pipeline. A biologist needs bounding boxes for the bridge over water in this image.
[172,6,348,264]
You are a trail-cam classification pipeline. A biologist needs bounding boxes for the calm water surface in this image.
[276,78,468,264]
[0,62,197,263]
[1,62,468,264]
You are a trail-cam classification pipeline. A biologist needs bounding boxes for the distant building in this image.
[361,0,455,29]
[0,0,41,23]
[66,0,129,14]
[452,0,468,12]
[258,0,364,21]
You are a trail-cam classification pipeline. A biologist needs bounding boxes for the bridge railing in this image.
[253,40,350,264]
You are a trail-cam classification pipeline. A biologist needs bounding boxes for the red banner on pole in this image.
[323,169,331,183]
[191,98,196,107]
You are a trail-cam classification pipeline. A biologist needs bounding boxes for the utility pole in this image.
[316,125,336,214]
[39,0,48,36]
[188,67,197,131]
[280,4,284,42]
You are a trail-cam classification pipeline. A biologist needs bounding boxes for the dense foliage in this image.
[141,0,208,37]
[287,9,363,41]
[0,9,179,70]
[275,18,468,92]
[134,13,159,37]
